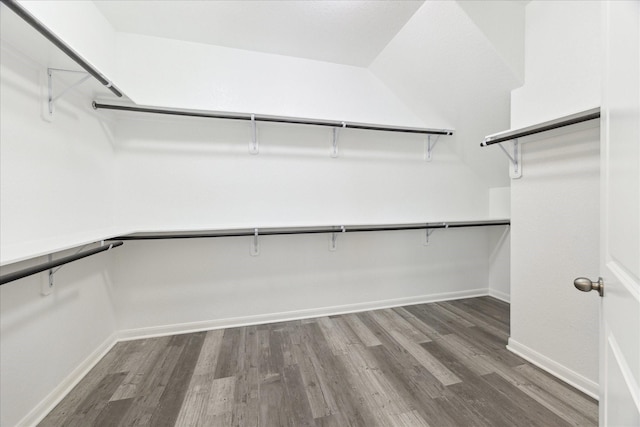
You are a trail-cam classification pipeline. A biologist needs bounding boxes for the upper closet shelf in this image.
[92,102,453,136]
[480,107,600,179]
[1,0,123,98]
[3,0,453,158]
[93,101,454,158]
[481,107,600,146]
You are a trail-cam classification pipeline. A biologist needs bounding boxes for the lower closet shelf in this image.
[115,219,510,240]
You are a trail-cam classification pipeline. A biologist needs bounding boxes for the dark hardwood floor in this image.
[39,297,598,426]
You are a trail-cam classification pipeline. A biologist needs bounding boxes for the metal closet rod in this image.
[0,241,124,286]
[0,221,509,284]
[481,108,600,146]
[92,102,454,136]
[0,0,123,98]
[115,220,510,240]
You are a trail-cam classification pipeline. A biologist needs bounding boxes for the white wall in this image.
[113,228,494,335]
[0,42,119,265]
[507,0,602,397]
[103,8,511,354]
[17,0,119,82]
[457,0,525,82]
[113,32,427,128]
[510,1,601,128]
[370,0,524,188]
[488,187,511,301]
[0,253,117,427]
[509,125,600,395]
[111,115,489,231]
[108,112,501,333]
[0,43,119,427]
[15,2,429,130]
[488,226,510,302]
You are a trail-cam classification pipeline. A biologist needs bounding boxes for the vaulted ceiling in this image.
[94,0,425,67]
[4,0,528,187]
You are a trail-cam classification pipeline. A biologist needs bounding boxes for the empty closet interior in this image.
[0,1,608,426]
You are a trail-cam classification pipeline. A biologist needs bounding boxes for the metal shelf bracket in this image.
[42,254,55,295]
[424,229,434,245]
[249,114,259,154]
[497,139,522,179]
[329,226,346,251]
[331,122,346,158]
[41,242,113,295]
[424,135,440,161]
[47,68,91,116]
[424,222,448,245]
[250,228,260,256]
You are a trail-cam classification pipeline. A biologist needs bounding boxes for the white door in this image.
[599,1,640,426]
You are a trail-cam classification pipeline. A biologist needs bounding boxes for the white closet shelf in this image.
[3,0,454,137]
[0,227,129,267]
[0,221,509,285]
[480,107,600,179]
[0,240,123,286]
[481,107,600,146]
[1,0,123,98]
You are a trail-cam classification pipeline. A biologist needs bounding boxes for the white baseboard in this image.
[507,338,599,400]
[16,333,119,427]
[488,288,510,303]
[117,288,489,341]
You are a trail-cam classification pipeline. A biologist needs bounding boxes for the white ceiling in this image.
[93,0,424,67]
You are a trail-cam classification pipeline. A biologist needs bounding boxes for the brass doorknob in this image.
[574,277,604,297]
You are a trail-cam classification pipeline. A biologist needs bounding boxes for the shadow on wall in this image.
[110,227,495,332]
[108,113,458,163]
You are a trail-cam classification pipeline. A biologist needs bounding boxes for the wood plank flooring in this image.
[39,297,598,426]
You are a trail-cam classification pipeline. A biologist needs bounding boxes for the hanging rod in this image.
[115,220,509,241]
[481,108,600,147]
[92,102,454,136]
[0,241,124,286]
[0,0,123,98]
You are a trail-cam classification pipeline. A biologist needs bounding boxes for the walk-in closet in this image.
[1,1,638,426]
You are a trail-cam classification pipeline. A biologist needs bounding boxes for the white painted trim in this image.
[488,288,510,303]
[117,288,490,341]
[607,260,640,302]
[507,338,599,400]
[15,333,119,427]
[607,331,640,414]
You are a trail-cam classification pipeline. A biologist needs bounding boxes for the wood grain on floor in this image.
[39,297,598,427]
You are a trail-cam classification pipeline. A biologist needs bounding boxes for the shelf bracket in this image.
[249,114,259,155]
[424,229,435,245]
[47,68,91,117]
[331,122,346,158]
[329,226,346,251]
[497,139,522,179]
[42,254,55,296]
[424,222,449,245]
[42,242,111,295]
[424,135,440,161]
[250,228,260,256]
